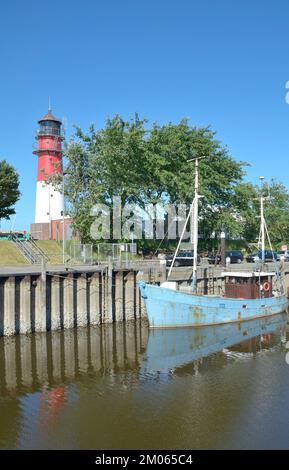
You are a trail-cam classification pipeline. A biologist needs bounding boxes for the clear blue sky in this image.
[1,0,289,230]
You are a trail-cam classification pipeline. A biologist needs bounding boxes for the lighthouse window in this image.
[39,120,61,137]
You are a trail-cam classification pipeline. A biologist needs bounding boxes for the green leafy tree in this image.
[61,114,289,249]
[0,159,20,222]
[144,120,248,245]
[63,114,148,242]
[241,180,289,248]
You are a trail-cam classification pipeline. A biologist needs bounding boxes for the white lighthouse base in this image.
[35,181,64,224]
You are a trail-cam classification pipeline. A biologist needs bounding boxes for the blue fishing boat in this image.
[139,160,288,328]
[139,277,288,327]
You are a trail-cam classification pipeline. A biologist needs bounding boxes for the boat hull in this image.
[138,281,289,328]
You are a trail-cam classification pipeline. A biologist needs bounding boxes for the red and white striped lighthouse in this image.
[33,108,64,224]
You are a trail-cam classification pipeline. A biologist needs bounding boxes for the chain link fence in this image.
[63,242,138,266]
[68,243,93,265]
[97,242,137,263]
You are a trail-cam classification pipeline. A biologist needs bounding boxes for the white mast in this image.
[167,156,204,288]
[192,158,200,293]
[259,176,265,263]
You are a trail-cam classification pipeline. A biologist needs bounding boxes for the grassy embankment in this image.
[0,240,67,265]
[0,241,29,265]
[35,240,67,264]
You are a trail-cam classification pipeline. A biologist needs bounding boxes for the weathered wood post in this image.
[4,277,16,336]
[34,260,47,332]
[104,260,114,323]
[89,273,101,325]
[136,271,148,319]
[63,273,74,329]
[77,273,88,327]
[51,275,61,330]
[124,271,135,321]
[19,276,31,334]
[115,271,123,322]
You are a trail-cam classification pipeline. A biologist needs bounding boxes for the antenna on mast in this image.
[48,96,51,112]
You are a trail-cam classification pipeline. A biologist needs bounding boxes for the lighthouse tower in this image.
[33,108,64,226]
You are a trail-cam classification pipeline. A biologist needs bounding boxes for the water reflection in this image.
[142,314,288,375]
[0,322,148,395]
[0,313,288,449]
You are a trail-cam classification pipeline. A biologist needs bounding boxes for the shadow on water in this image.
[0,313,288,449]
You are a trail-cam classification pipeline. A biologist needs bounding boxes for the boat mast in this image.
[257,176,283,294]
[192,158,200,293]
[167,156,204,287]
[259,176,265,264]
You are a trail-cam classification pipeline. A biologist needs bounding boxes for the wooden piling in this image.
[77,274,88,327]
[19,276,31,334]
[89,273,101,325]
[51,276,61,331]
[3,277,16,336]
[103,266,114,323]
[124,272,135,321]
[63,274,74,329]
[115,271,124,322]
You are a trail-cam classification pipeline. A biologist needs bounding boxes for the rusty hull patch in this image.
[188,304,206,321]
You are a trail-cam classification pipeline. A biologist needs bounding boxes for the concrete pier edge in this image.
[0,262,288,337]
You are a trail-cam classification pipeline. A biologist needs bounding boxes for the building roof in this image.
[221,271,276,278]
[38,109,62,124]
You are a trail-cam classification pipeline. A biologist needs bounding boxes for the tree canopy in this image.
[0,159,20,221]
[240,180,289,247]
[60,114,289,248]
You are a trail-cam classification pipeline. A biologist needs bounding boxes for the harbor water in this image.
[1,313,289,449]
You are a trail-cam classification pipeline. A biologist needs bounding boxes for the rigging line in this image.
[167,198,195,279]
[256,223,263,297]
[263,218,283,293]
[257,223,262,251]
[152,209,182,257]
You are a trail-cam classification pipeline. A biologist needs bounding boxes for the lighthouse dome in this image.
[38,109,62,124]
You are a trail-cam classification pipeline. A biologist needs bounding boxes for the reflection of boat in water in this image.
[141,313,287,374]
